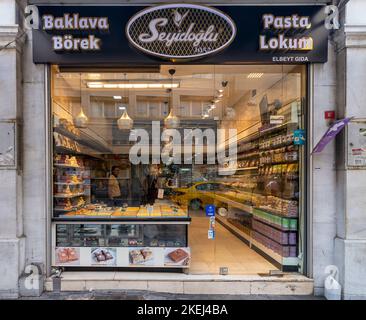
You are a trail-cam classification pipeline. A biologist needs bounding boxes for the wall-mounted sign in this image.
[126,4,236,60]
[313,117,352,153]
[270,115,285,125]
[32,5,329,64]
[294,129,306,146]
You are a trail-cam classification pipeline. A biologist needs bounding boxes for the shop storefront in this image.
[29,3,328,275]
[16,0,366,298]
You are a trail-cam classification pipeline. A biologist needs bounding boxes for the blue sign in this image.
[294,129,306,145]
[205,205,216,217]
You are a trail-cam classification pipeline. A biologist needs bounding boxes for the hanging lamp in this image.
[74,73,89,128]
[117,74,134,130]
[117,109,133,130]
[164,69,180,129]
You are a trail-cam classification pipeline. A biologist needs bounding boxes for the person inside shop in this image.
[108,166,122,206]
[146,166,158,205]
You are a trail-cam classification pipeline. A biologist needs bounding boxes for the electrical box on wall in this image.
[0,120,17,169]
[346,120,366,167]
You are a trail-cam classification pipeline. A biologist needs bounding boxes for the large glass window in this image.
[51,65,306,274]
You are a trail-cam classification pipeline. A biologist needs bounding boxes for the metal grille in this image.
[127,7,235,59]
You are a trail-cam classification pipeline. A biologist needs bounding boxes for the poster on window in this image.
[55,247,80,266]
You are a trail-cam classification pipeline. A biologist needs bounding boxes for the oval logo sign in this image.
[126,4,237,60]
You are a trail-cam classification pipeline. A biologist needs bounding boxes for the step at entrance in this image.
[45,272,313,295]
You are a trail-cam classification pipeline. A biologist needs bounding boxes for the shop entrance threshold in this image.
[45,272,313,295]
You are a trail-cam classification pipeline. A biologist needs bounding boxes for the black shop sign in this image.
[32,4,329,65]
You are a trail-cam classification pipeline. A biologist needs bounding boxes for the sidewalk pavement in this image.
[18,290,324,300]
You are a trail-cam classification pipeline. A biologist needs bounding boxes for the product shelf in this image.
[252,215,297,232]
[54,182,84,185]
[214,194,253,213]
[54,163,84,169]
[259,122,298,136]
[54,126,112,154]
[52,217,192,223]
[253,207,298,219]
[252,219,297,245]
[216,215,298,267]
[54,192,85,199]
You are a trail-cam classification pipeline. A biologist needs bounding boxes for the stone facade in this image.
[0,0,365,299]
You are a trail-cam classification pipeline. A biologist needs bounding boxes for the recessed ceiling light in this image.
[113,96,122,100]
[247,73,264,79]
[86,81,179,89]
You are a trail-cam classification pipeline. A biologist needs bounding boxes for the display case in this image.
[52,220,191,268]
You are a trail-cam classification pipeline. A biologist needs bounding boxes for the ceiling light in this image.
[87,82,103,88]
[74,74,89,128]
[163,83,179,89]
[113,96,122,100]
[74,108,88,128]
[164,110,180,129]
[104,84,118,88]
[247,73,264,79]
[87,73,101,79]
[217,89,224,93]
[86,81,180,89]
[118,106,126,110]
[118,84,133,89]
[164,68,180,129]
[148,84,164,88]
[217,94,224,98]
[117,109,133,130]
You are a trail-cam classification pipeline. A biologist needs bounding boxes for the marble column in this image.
[334,0,366,300]
[0,0,25,298]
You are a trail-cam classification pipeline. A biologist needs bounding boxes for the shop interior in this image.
[52,65,305,274]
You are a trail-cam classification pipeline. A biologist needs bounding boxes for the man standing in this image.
[108,166,121,206]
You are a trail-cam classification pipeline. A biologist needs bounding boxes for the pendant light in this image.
[164,69,180,129]
[117,109,133,130]
[74,73,89,128]
[117,74,134,130]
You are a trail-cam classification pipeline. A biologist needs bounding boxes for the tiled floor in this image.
[188,214,277,275]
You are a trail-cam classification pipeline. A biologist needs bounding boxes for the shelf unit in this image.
[54,126,111,154]
[216,118,301,271]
